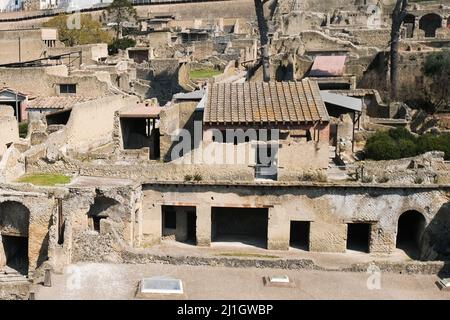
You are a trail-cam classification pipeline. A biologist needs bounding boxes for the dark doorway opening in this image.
[289,221,310,250]
[347,223,371,253]
[404,14,416,38]
[87,196,120,233]
[419,13,442,38]
[396,210,426,259]
[46,109,71,126]
[120,117,160,159]
[162,206,196,244]
[211,207,268,249]
[1,235,29,275]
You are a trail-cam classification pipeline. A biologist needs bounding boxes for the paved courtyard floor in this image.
[34,262,450,300]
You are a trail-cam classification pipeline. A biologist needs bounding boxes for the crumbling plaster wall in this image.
[59,184,142,266]
[0,105,19,158]
[0,184,57,278]
[0,65,111,97]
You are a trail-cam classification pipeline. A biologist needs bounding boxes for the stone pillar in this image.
[142,203,161,246]
[267,206,289,250]
[309,221,347,253]
[442,16,447,29]
[196,204,211,247]
[175,208,188,242]
[414,17,420,39]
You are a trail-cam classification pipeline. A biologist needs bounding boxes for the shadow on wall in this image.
[164,105,201,162]
[137,66,187,106]
[421,201,450,262]
[36,218,52,270]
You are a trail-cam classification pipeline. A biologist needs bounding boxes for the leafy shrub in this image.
[184,174,193,182]
[299,172,327,182]
[108,37,136,55]
[424,50,450,77]
[18,122,28,138]
[414,176,424,184]
[365,128,450,160]
[376,175,390,183]
[362,175,374,183]
[193,173,203,181]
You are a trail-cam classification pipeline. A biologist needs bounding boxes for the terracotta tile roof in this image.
[203,80,330,125]
[27,96,93,110]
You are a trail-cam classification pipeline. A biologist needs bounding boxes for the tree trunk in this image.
[254,0,270,82]
[390,0,408,101]
[390,23,400,101]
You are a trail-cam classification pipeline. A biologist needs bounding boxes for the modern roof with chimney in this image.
[203,80,330,125]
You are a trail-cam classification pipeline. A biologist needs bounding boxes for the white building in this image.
[58,0,112,11]
[0,0,24,12]
[39,0,59,10]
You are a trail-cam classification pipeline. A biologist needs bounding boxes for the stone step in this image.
[0,274,29,283]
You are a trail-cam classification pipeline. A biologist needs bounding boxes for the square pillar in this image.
[196,204,211,247]
[267,206,289,250]
[142,203,161,246]
[369,224,396,254]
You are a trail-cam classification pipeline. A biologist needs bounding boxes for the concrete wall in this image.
[0,29,46,64]
[0,65,111,97]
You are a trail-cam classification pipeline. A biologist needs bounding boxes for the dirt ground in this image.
[34,262,450,300]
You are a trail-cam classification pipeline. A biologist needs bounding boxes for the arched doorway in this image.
[419,13,442,38]
[396,210,426,259]
[403,14,416,38]
[0,201,30,275]
[87,196,121,232]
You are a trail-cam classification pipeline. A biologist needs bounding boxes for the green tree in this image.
[108,37,136,55]
[44,14,112,47]
[424,50,450,113]
[390,0,409,101]
[364,128,450,160]
[365,131,400,160]
[107,0,137,39]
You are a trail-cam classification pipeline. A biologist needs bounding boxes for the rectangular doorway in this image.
[289,221,310,250]
[161,205,196,244]
[211,207,268,249]
[346,223,371,253]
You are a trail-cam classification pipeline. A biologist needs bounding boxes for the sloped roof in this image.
[204,80,330,125]
[0,87,31,98]
[27,96,93,110]
[309,55,347,77]
[320,91,362,112]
